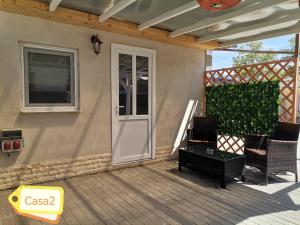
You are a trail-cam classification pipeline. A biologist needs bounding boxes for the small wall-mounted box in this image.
[0,129,23,153]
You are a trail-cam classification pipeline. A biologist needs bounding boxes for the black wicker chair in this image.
[244,122,300,185]
[187,116,218,148]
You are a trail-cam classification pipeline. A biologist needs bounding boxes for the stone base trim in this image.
[0,146,174,190]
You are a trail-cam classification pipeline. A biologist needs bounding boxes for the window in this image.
[22,44,79,112]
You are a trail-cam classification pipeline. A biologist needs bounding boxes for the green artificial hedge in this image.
[206,81,280,137]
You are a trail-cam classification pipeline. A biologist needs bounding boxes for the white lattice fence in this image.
[204,59,298,153]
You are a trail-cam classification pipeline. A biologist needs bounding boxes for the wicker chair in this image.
[187,116,218,148]
[244,122,300,185]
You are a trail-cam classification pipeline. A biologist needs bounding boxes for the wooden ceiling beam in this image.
[0,0,218,50]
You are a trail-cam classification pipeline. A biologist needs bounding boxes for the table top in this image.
[179,145,245,161]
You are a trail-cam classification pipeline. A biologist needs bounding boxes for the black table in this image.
[179,145,245,188]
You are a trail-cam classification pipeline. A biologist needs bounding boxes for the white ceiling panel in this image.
[36,0,300,46]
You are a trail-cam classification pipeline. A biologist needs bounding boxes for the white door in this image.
[111,44,156,164]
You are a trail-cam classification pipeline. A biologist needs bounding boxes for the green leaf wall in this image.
[206,81,280,137]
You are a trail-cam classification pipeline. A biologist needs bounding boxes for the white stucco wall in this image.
[0,11,205,168]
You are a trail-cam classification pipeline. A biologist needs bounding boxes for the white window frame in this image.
[21,43,80,113]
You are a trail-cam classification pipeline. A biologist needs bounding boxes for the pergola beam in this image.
[138,1,199,31]
[99,0,137,22]
[49,0,62,12]
[170,0,292,38]
[214,48,294,55]
[295,0,300,58]
[198,9,300,43]
[0,0,219,51]
[220,22,300,47]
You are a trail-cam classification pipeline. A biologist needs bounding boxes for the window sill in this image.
[21,107,80,113]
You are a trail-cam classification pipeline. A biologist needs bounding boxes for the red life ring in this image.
[198,0,241,12]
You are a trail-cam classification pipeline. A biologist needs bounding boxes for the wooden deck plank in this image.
[60,194,94,225]
[1,161,300,225]
[145,161,298,224]
[154,161,300,225]
[127,165,261,225]
[77,175,144,225]
[116,167,236,225]
[60,181,106,225]
[103,171,200,225]
[64,179,120,225]
[149,163,276,224]
[92,173,166,225]
[139,169,257,224]
[155,161,299,225]
[115,172,215,225]
[0,189,16,225]
[229,184,300,224]
[99,172,182,225]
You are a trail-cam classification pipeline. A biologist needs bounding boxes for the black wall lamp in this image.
[91,35,103,55]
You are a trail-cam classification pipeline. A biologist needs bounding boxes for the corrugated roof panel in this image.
[34,0,300,44]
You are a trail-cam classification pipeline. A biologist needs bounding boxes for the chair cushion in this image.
[245,148,267,169]
[189,140,215,143]
[245,148,266,156]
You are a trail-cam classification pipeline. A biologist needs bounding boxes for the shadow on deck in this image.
[0,161,299,225]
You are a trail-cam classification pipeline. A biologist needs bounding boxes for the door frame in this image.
[111,43,156,165]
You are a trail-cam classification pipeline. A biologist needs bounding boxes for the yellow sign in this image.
[14,210,61,224]
[8,185,64,224]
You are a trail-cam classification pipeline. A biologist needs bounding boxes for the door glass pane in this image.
[119,53,132,115]
[136,56,149,115]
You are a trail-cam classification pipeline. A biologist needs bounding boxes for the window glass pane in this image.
[136,56,149,115]
[25,48,74,105]
[119,53,132,115]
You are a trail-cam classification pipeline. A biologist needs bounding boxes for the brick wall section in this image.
[0,146,174,190]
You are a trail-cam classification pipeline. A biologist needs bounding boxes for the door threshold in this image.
[114,158,154,166]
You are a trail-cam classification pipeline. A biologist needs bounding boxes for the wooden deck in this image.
[1,161,300,225]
